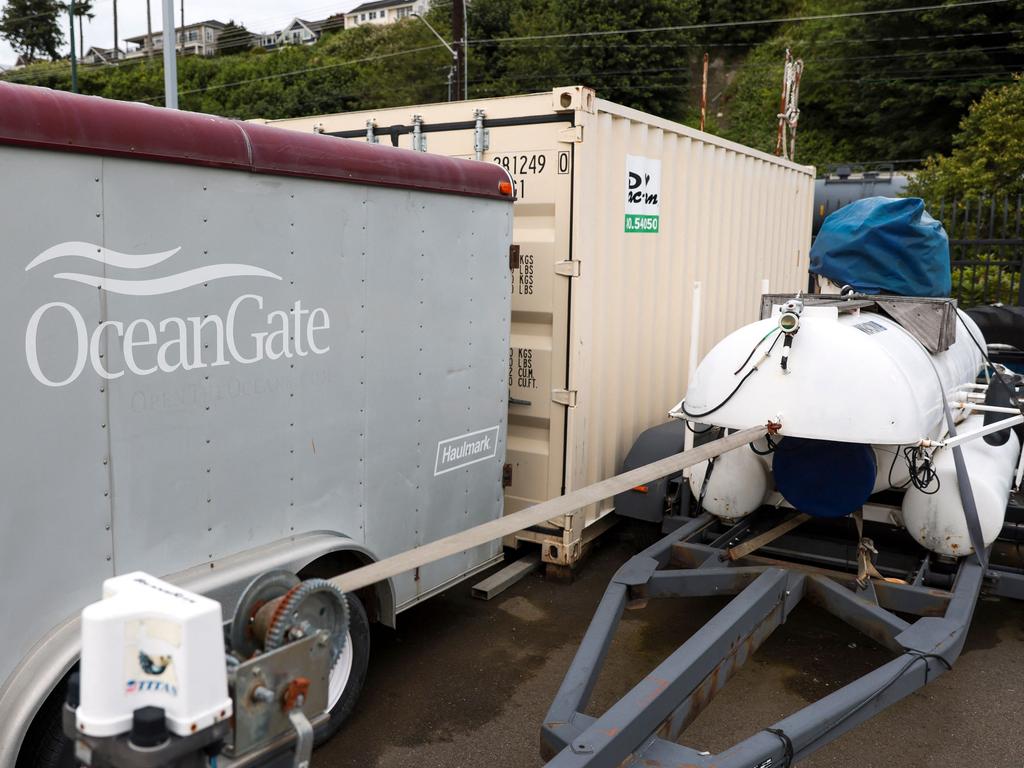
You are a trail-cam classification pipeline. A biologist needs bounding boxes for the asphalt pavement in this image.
[315,525,1024,768]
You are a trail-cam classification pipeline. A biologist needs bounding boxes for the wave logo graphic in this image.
[25,241,281,295]
[24,241,331,388]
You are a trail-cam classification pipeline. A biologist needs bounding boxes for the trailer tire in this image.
[316,593,370,747]
[16,678,76,768]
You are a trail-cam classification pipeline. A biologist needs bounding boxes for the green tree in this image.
[907,76,1024,204]
[468,0,700,121]
[0,0,65,62]
[719,0,1024,167]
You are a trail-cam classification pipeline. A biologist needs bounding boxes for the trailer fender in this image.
[0,530,394,768]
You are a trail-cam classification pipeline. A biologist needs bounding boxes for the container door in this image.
[489,126,575,515]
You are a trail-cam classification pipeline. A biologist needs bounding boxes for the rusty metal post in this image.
[775,49,790,156]
[699,52,709,132]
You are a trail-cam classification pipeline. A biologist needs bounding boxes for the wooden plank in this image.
[471,556,541,600]
[331,424,768,593]
[725,513,811,561]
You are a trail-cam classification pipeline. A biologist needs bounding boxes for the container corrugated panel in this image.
[260,87,815,565]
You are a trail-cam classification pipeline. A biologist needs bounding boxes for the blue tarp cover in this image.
[810,196,951,297]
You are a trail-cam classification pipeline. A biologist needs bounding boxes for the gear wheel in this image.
[263,578,350,665]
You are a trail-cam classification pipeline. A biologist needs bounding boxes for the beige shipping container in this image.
[258,86,815,570]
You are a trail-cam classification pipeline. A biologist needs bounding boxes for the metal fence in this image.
[937,194,1024,306]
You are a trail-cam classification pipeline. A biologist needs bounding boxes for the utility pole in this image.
[180,0,184,53]
[163,0,178,108]
[112,0,118,60]
[146,0,153,58]
[68,0,78,92]
[452,0,465,101]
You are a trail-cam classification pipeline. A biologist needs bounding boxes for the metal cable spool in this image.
[231,571,349,665]
[262,579,349,665]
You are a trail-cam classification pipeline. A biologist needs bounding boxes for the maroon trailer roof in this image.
[0,82,513,201]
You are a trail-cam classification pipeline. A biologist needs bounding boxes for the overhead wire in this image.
[466,0,1013,45]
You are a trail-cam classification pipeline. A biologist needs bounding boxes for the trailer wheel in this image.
[316,593,370,746]
[16,678,76,768]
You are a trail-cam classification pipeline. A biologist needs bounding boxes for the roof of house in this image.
[348,0,416,15]
[0,82,513,202]
[124,19,228,43]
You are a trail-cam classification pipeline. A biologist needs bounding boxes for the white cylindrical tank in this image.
[683,306,984,445]
[901,414,1018,557]
[688,444,771,521]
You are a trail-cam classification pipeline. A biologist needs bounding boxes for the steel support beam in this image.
[544,569,791,767]
[542,500,997,768]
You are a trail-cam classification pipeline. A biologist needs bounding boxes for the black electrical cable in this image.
[681,367,759,419]
[734,328,781,375]
[887,446,913,490]
[764,727,794,768]
[695,429,724,514]
[751,433,777,455]
[682,331,783,420]
[903,445,941,494]
[814,650,952,742]
[684,419,714,434]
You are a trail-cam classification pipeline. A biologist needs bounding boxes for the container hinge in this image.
[509,244,521,271]
[552,389,578,407]
[411,114,427,152]
[558,125,583,144]
[502,463,513,488]
[554,260,580,277]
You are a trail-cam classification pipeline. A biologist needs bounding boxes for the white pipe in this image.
[682,281,702,477]
[952,402,1022,415]
[921,415,1024,449]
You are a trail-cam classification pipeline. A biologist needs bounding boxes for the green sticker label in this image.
[625,214,660,233]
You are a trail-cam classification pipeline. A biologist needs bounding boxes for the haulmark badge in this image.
[624,155,662,234]
[434,425,501,476]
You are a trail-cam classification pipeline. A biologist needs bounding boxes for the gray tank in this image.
[813,164,911,234]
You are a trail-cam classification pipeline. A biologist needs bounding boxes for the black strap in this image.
[765,727,794,767]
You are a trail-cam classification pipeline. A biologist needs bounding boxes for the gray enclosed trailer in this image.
[0,82,513,767]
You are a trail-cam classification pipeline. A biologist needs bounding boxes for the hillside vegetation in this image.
[2,0,1022,169]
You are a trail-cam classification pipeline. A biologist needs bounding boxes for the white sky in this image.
[0,0,362,66]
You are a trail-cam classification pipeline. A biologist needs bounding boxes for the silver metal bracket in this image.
[411,114,427,152]
[289,710,314,768]
[554,260,580,277]
[552,389,578,407]
[474,108,490,160]
[365,119,379,144]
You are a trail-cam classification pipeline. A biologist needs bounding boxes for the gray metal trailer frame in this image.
[541,507,1024,767]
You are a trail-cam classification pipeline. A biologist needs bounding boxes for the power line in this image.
[6,24,1015,87]
[470,27,1024,51]
[466,0,1014,45]
[135,42,450,102]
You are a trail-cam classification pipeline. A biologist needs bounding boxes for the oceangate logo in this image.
[25,242,332,387]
